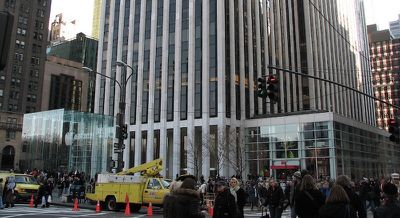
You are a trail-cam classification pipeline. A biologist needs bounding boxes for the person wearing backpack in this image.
[318,185,353,218]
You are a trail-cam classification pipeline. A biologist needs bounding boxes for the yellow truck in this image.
[86,159,170,211]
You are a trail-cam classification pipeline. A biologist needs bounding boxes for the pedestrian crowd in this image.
[163,171,400,218]
[0,168,93,209]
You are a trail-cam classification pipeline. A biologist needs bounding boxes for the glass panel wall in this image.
[22,109,114,177]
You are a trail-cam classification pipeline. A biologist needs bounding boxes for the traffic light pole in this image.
[267,65,400,110]
[83,64,135,173]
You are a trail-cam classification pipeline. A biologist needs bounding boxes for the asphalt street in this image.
[0,204,163,218]
[1,204,373,218]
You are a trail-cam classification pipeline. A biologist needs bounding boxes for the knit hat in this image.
[181,178,197,190]
[383,183,398,196]
[293,171,302,179]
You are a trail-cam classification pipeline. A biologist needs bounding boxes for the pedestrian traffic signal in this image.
[257,77,267,98]
[266,75,279,103]
[388,118,399,143]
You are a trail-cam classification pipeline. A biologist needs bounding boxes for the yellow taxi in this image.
[0,173,40,202]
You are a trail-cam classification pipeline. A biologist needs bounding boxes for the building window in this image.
[6,130,16,139]
[7,117,17,123]
[9,91,19,100]
[27,94,37,102]
[31,57,40,65]
[0,89,3,96]
[14,53,23,61]
[30,69,39,77]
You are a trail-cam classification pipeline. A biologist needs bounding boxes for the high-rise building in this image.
[42,56,89,112]
[368,24,400,130]
[389,14,400,39]
[96,0,398,179]
[47,32,98,112]
[92,0,102,40]
[49,13,78,43]
[0,0,51,114]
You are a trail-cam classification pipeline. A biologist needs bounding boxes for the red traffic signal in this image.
[267,75,279,84]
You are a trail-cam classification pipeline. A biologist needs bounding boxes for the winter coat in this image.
[235,187,247,218]
[0,182,3,197]
[266,186,284,207]
[341,185,366,218]
[295,188,325,218]
[163,188,205,218]
[247,186,258,203]
[289,181,300,207]
[373,200,400,218]
[318,202,352,218]
[213,188,238,218]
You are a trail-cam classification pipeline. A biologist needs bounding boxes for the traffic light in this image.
[266,74,279,103]
[388,118,399,143]
[257,77,267,98]
[121,124,128,140]
[116,124,128,140]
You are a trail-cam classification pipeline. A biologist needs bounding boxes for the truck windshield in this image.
[161,179,170,188]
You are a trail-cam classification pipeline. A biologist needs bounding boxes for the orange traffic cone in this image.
[72,198,80,211]
[147,202,153,216]
[95,200,101,213]
[29,194,34,208]
[124,193,131,216]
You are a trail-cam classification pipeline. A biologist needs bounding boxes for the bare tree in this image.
[224,128,247,179]
[186,138,203,178]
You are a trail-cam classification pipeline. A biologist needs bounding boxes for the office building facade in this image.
[42,56,89,112]
[0,0,51,113]
[389,14,400,39]
[96,0,380,179]
[47,32,98,112]
[368,25,400,130]
[92,0,103,39]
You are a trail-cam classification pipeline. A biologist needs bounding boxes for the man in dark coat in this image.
[163,178,205,218]
[213,180,238,218]
[289,171,302,218]
[373,183,400,218]
[336,175,366,218]
[267,179,285,218]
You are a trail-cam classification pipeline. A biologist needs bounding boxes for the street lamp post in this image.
[83,62,135,173]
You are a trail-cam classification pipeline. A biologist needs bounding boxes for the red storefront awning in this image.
[270,165,299,170]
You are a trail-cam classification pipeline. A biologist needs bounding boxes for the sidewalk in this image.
[50,194,96,210]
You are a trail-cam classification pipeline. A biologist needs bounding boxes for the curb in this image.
[50,202,96,210]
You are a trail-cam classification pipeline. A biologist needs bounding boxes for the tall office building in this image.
[96,0,397,179]
[92,0,103,39]
[47,32,98,112]
[368,24,400,129]
[0,0,51,171]
[0,0,51,113]
[389,14,400,39]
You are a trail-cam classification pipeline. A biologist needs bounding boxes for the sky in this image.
[364,0,400,29]
[49,0,399,38]
[49,0,94,39]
